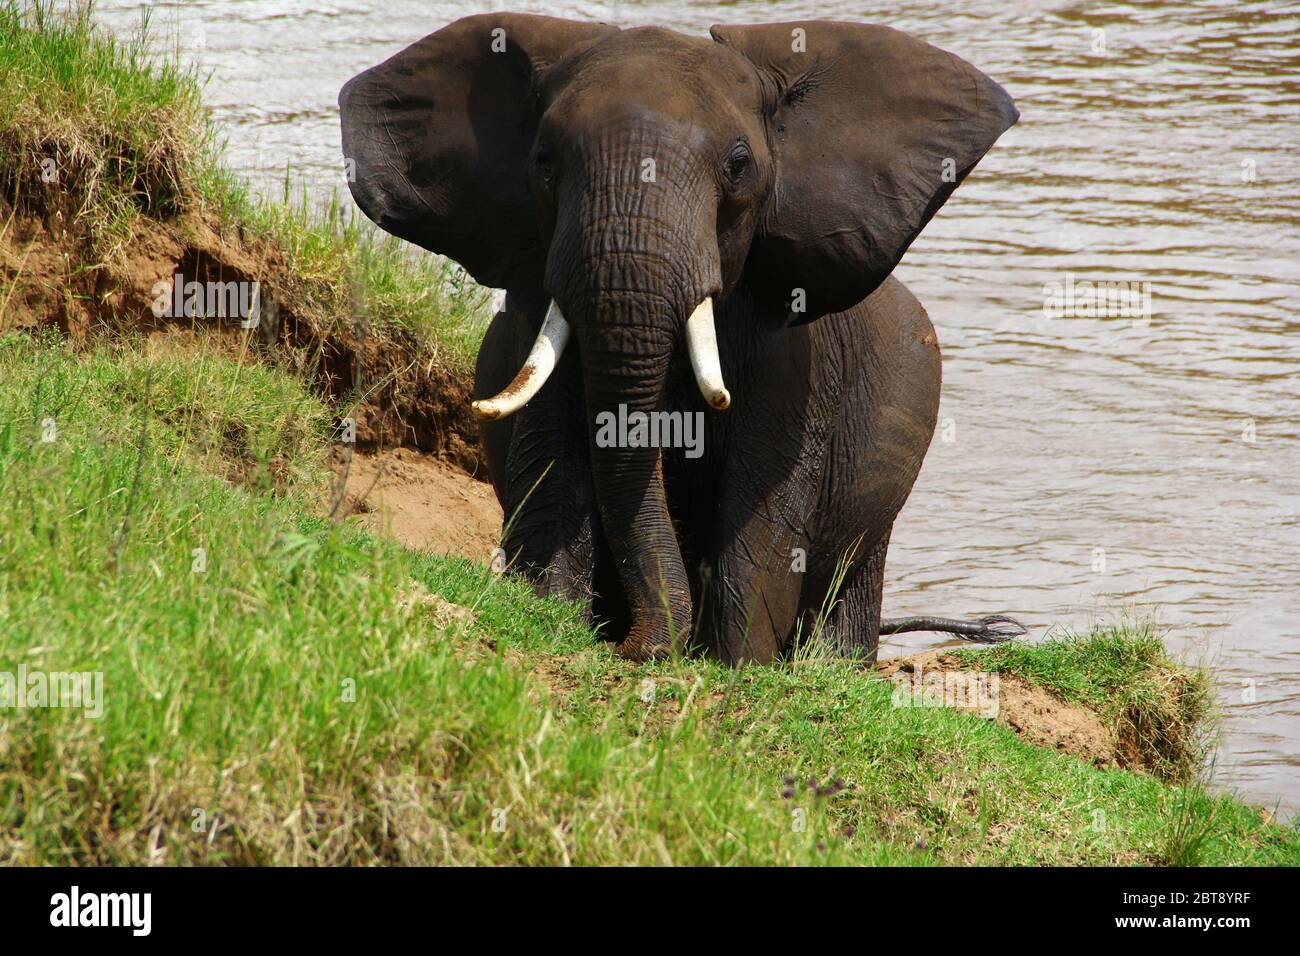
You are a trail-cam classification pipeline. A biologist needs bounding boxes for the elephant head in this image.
[340,16,1017,658]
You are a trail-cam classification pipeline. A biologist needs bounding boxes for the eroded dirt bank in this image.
[1,203,487,473]
[877,651,1124,768]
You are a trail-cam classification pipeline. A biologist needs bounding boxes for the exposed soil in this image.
[877,651,1123,769]
[332,446,501,560]
[1,201,487,473]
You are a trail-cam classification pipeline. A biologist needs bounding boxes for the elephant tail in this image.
[878,614,1027,644]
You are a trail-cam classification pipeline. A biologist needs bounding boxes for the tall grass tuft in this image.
[0,1,205,255]
[0,1,493,369]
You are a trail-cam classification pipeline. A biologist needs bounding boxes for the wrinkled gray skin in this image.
[340,16,1019,664]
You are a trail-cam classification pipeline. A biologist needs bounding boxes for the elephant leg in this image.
[694,321,842,664]
[481,298,603,614]
[698,419,831,664]
[499,380,600,608]
[801,531,890,665]
[701,515,813,664]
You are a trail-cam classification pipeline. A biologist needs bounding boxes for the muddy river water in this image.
[96,0,1300,816]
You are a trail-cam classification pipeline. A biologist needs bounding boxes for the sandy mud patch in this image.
[332,446,502,560]
[877,650,1120,767]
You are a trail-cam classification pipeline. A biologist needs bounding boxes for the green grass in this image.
[1,332,1296,865]
[0,1,492,372]
[0,0,203,254]
[955,623,1216,781]
[215,180,495,371]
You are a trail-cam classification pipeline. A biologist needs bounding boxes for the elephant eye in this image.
[534,146,554,187]
[723,141,752,185]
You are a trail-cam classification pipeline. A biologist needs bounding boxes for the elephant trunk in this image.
[542,154,722,659]
[578,308,692,660]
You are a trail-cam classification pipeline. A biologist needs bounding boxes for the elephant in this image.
[340,15,1024,664]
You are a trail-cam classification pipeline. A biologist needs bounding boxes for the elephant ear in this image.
[339,14,617,291]
[710,21,1018,322]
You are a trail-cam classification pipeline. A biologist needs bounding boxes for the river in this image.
[94,0,1300,818]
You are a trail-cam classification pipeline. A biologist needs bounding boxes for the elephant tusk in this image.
[685,297,731,411]
[472,300,571,421]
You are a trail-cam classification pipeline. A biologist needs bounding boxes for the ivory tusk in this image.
[472,300,571,421]
[685,297,731,411]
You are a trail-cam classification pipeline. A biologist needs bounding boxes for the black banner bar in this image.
[0,866,1286,942]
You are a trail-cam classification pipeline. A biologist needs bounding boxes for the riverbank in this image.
[4,333,1294,864]
[0,0,493,470]
[1,2,1295,864]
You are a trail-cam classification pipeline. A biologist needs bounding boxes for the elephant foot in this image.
[614,614,685,662]
[615,637,673,663]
